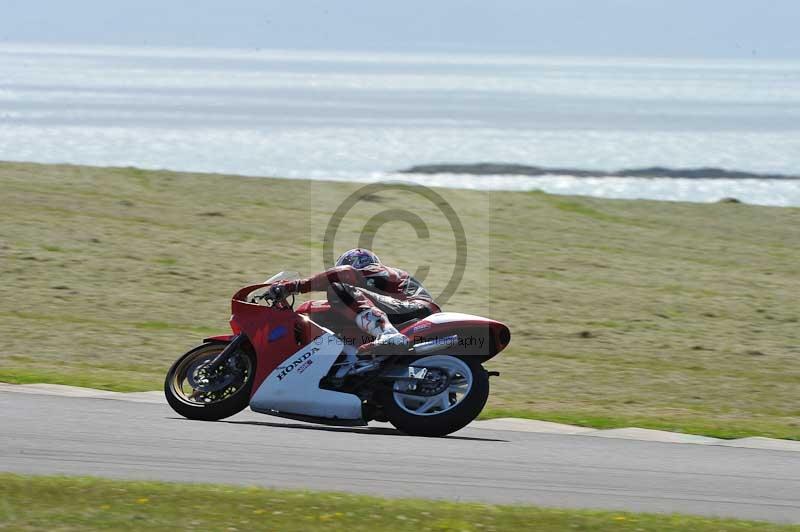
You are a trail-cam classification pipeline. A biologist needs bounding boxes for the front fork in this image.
[205,333,246,372]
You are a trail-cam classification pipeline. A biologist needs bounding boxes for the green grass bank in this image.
[1,161,798,439]
[1,474,796,531]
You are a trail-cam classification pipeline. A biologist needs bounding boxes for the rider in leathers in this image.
[269,249,440,352]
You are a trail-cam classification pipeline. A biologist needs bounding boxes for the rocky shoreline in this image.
[400,163,800,180]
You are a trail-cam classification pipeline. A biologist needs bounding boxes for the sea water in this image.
[1,43,799,206]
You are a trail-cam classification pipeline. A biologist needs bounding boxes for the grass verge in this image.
[1,473,796,531]
[1,161,799,439]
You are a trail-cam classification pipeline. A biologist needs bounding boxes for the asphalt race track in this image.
[2,388,799,524]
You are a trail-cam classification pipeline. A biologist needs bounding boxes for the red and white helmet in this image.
[335,248,380,269]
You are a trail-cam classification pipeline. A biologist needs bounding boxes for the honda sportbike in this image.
[165,272,511,436]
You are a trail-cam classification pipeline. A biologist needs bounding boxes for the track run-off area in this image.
[2,384,799,524]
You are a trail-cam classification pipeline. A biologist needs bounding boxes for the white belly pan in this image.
[249,333,362,421]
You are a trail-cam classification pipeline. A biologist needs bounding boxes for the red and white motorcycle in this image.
[165,272,510,437]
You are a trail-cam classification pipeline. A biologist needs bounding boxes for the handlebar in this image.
[247,284,294,309]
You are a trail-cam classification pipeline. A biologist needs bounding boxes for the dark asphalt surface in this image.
[2,390,799,524]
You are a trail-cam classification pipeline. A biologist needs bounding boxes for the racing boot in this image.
[355,308,409,355]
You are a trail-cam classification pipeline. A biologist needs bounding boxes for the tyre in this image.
[382,355,489,437]
[164,342,255,421]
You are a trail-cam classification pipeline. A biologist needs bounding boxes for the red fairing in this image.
[222,283,508,397]
[399,312,511,360]
[228,283,326,398]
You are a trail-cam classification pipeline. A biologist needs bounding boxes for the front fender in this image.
[203,334,237,343]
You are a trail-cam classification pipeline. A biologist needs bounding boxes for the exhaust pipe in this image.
[411,335,459,355]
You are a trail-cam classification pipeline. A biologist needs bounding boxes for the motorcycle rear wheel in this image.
[164,342,255,421]
[382,355,489,437]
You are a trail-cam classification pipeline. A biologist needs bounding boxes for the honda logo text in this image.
[277,348,319,381]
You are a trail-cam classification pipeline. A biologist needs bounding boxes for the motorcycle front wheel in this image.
[382,355,489,437]
[164,342,255,421]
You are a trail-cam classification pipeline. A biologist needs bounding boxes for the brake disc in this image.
[186,358,240,392]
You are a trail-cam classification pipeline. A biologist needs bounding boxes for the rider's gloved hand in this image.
[267,280,298,302]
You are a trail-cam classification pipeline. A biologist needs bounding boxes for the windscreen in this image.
[263,271,300,284]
